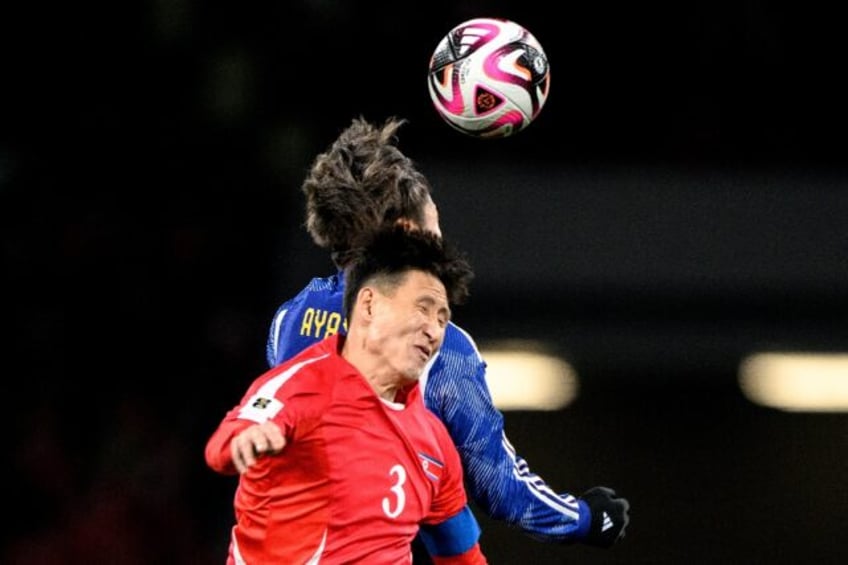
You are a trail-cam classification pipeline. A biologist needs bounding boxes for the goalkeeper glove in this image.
[578,486,630,547]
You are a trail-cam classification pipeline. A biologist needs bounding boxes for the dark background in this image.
[2,1,846,563]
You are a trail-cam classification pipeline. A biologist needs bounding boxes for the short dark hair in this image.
[343,226,473,320]
[302,116,433,267]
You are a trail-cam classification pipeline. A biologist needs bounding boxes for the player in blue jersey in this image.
[267,116,629,550]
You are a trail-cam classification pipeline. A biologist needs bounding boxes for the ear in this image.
[356,287,376,320]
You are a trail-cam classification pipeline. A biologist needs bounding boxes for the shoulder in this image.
[437,322,484,364]
[422,322,490,415]
[267,340,339,393]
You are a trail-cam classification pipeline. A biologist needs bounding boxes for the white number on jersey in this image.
[381,464,407,518]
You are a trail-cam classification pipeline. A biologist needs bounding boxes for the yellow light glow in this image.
[480,341,578,411]
[739,352,848,412]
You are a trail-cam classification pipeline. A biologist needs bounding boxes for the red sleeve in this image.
[431,543,487,565]
[204,418,252,475]
[424,418,469,523]
[204,347,330,475]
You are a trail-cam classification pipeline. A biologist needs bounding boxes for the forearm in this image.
[432,368,584,542]
[463,435,585,541]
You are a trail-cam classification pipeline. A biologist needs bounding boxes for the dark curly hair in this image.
[302,116,433,267]
[343,226,473,321]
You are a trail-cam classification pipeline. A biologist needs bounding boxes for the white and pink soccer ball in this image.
[427,17,551,139]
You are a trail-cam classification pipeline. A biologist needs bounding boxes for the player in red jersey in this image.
[205,226,486,564]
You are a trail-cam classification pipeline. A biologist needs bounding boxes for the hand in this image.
[579,486,630,547]
[230,421,286,473]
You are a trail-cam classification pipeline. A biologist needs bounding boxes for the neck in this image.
[370,377,403,402]
[341,335,406,402]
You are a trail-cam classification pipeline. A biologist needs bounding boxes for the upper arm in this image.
[418,505,482,560]
[205,356,326,474]
[428,329,583,540]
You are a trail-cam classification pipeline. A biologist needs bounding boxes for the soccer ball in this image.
[427,18,550,139]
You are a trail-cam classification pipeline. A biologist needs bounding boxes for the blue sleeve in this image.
[423,324,588,543]
[418,505,481,557]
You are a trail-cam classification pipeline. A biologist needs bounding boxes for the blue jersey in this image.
[266,271,590,542]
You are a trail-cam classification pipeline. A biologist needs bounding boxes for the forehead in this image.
[389,270,447,304]
[397,269,444,293]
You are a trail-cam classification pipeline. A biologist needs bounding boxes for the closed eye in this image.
[417,298,450,328]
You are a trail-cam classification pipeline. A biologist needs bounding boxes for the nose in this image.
[422,318,443,345]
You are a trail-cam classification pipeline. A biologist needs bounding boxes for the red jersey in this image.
[205,334,470,564]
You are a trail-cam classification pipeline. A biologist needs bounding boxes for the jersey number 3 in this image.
[382,464,407,518]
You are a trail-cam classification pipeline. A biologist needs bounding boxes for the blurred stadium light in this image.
[480,340,577,411]
[739,352,848,412]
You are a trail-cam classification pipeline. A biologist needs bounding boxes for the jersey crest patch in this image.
[239,394,284,423]
[418,452,444,482]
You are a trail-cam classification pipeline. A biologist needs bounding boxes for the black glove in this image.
[579,486,630,547]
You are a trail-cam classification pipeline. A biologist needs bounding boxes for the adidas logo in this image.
[602,511,614,532]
